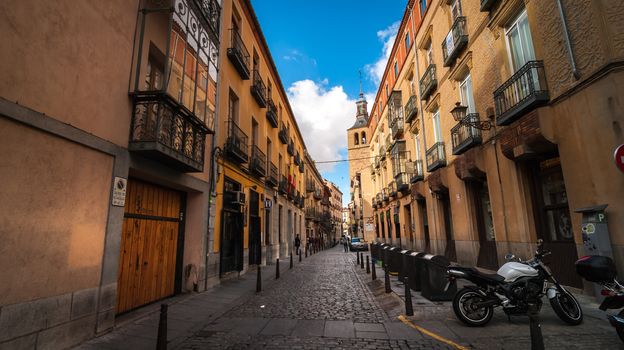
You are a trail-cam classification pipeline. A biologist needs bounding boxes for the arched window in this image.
[354,132,359,145]
[361,132,367,144]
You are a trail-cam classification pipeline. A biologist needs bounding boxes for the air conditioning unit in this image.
[231,191,246,205]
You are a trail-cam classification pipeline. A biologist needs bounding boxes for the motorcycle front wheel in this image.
[452,288,494,327]
[549,289,583,325]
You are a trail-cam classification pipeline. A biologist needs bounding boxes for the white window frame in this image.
[459,74,475,113]
[432,109,442,142]
[504,9,535,72]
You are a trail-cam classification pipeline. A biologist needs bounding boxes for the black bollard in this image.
[384,265,391,293]
[305,248,307,258]
[290,253,293,269]
[528,303,545,350]
[404,277,414,316]
[371,259,377,280]
[299,251,302,262]
[276,258,280,279]
[156,304,167,350]
[366,256,370,274]
[356,251,360,265]
[360,253,364,269]
[256,264,262,293]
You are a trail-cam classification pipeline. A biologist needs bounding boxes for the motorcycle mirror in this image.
[505,253,515,261]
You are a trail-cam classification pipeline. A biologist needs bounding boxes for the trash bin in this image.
[420,254,456,301]
[408,251,426,291]
[387,247,401,274]
[370,242,380,260]
[381,244,391,267]
[399,250,413,282]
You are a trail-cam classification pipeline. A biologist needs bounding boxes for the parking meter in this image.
[574,204,612,257]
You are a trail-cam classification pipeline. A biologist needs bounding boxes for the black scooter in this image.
[576,255,624,342]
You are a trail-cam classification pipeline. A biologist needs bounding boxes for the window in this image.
[279,153,283,176]
[252,118,258,146]
[432,108,442,142]
[394,61,399,78]
[414,134,421,160]
[361,132,367,144]
[420,0,427,17]
[228,90,239,124]
[450,0,462,20]
[267,138,272,163]
[426,43,433,66]
[385,84,389,99]
[267,80,272,99]
[505,9,535,72]
[404,32,411,50]
[459,74,475,113]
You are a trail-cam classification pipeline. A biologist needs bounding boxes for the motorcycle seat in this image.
[452,266,505,284]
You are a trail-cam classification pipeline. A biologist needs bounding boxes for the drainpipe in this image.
[556,0,580,80]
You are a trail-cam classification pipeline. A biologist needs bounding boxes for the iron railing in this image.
[378,147,386,161]
[426,142,446,172]
[442,17,468,67]
[227,29,250,80]
[279,122,289,144]
[250,145,266,177]
[267,162,278,187]
[391,151,412,192]
[385,134,393,151]
[389,181,398,197]
[419,64,437,100]
[389,109,404,140]
[306,207,316,219]
[410,160,424,183]
[299,162,304,173]
[251,69,267,107]
[451,113,482,155]
[287,139,295,155]
[266,98,278,128]
[306,180,315,193]
[314,188,322,200]
[194,0,221,36]
[382,188,389,202]
[224,119,248,163]
[494,60,549,126]
[279,175,288,194]
[294,151,301,165]
[404,95,418,123]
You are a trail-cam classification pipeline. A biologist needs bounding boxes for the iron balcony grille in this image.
[130,93,208,172]
[410,160,424,183]
[442,16,468,67]
[385,134,393,151]
[287,139,295,156]
[306,208,316,219]
[279,122,289,144]
[194,0,221,37]
[389,111,404,140]
[389,181,398,198]
[392,151,412,193]
[426,142,446,172]
[451,113,483,155]
[266,98,278,128]
[250,145,266,177]
[480,0,499,11]
[224,120,249,164]
[299,162,304,173]
[314,188,322,200]
[251,70,267,107]
[419,64,437,100]
[306,180,315,193]
[404,95,418,123]
[294,152,301,166]
[227,29,250,80]
[494,60,549,126]
[267,162,278,188]
[279,175,288,194]
[382,188,389,202]
[375,193,382,206]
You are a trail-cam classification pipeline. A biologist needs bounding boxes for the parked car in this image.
[349,237,368,251]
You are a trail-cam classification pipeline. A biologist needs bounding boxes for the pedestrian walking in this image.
[294,234,301,255]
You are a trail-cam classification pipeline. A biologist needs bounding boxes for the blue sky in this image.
[251,0,407,206]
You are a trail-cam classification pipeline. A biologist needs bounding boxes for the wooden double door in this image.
[117,179,184,314]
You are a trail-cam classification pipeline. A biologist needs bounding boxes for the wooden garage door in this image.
[117,179,182,314]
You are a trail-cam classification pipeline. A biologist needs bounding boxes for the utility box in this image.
[575,204,612,257]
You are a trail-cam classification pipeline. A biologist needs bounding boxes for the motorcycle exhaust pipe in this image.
[474,298,501,309]
[447,269,468,278]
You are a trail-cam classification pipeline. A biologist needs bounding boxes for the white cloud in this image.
[287,79,356,172]
[365,20,400,84]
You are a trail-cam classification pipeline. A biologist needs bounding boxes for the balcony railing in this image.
[410,160,424,183]
[250,145,266,177]
[251,70,267,107]
[294,151,301,166]
[299,162,304,173]
[306,180,315,193]
[378,147,386,161]
[224,119,248,164]
[382,188,389,203]
[195,0,221,36]
[480,0,499,11]
[385,134,393,151]
[426,142,446,172]
[306,207,316,220]
[419,64,437,100]
[279,122,289,144]
[279,175,288,194]
[314,188,322,200]
[451,113,483,155]
[129,93,208,172]
[267,162,278,188]
[227,29,250,80]
[390,112,404,141]
[375,193,382,206]
[392,152,413,193]
[266,98,278,128]
[404,95,418,123]
[494,60,549,126]
[442,17,468,67]
[287,139,295,156]
[389,181,398,198]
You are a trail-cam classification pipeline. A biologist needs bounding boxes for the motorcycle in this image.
[447,239,583,326]
[575,255,624,342]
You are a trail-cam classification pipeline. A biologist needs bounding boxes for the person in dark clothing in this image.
[295,234,301,255]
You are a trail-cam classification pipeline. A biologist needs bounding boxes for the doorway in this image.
[471,181,498,270]
[220,178,244,275]
[249,190,261,266]
[440,193,456,261]
[418,199,430,252]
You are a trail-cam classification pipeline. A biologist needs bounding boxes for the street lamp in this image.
[450,102,493,130]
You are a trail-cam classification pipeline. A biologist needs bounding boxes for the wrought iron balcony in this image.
[294,151,301,166]
[376,193,382,206]
[267,162,278,188]
[480,0,499,11]
[451,113,483,155]
[426,142,446,172]
[419,64,437,100]
[279,122,289,144]
[410,160,424,183]
[306,207,316,220]
[250,145,266,177]
[382,188,389,203]
[314,188,322,200]
[392,152,413,193]
[129,93,208,172]
[385,134,393,151]
[224,119,249,164]
[388,181,397,198]
[404,95,418,123]
[287,139,295,156]
[299,162,304,173]
[306,180,315,193]
[321,197,330,206]
[442,17,468,67]
[390,113,404,140]
[279,175,288,194]
[227,29,250,80]
[287,182,295,200]
[251,70,267,107]
[266,98,278,128]
[374,155,381,169]
[195,0,221,36]
[494,60,549,126]
[378,147,386,161]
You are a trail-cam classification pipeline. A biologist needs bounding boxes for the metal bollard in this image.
[290,253,293,269]
[356,251,360,265]
[404,277,414,316]
[384,265,391,293]
[156,304,167,350]
[276,258,280,279]
[528,303,545,350]
[299,251,302,262]
[256,264,262,293]
[366,256,370,274]
[360,253,364,269]
[305,248,307,257]
[371,259,377,280]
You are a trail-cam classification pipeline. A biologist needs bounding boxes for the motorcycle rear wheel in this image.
[452,288,494,327]
[549,290,583,325]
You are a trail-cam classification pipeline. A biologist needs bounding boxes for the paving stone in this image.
[260,318,297,335]
[291,319,325,337]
